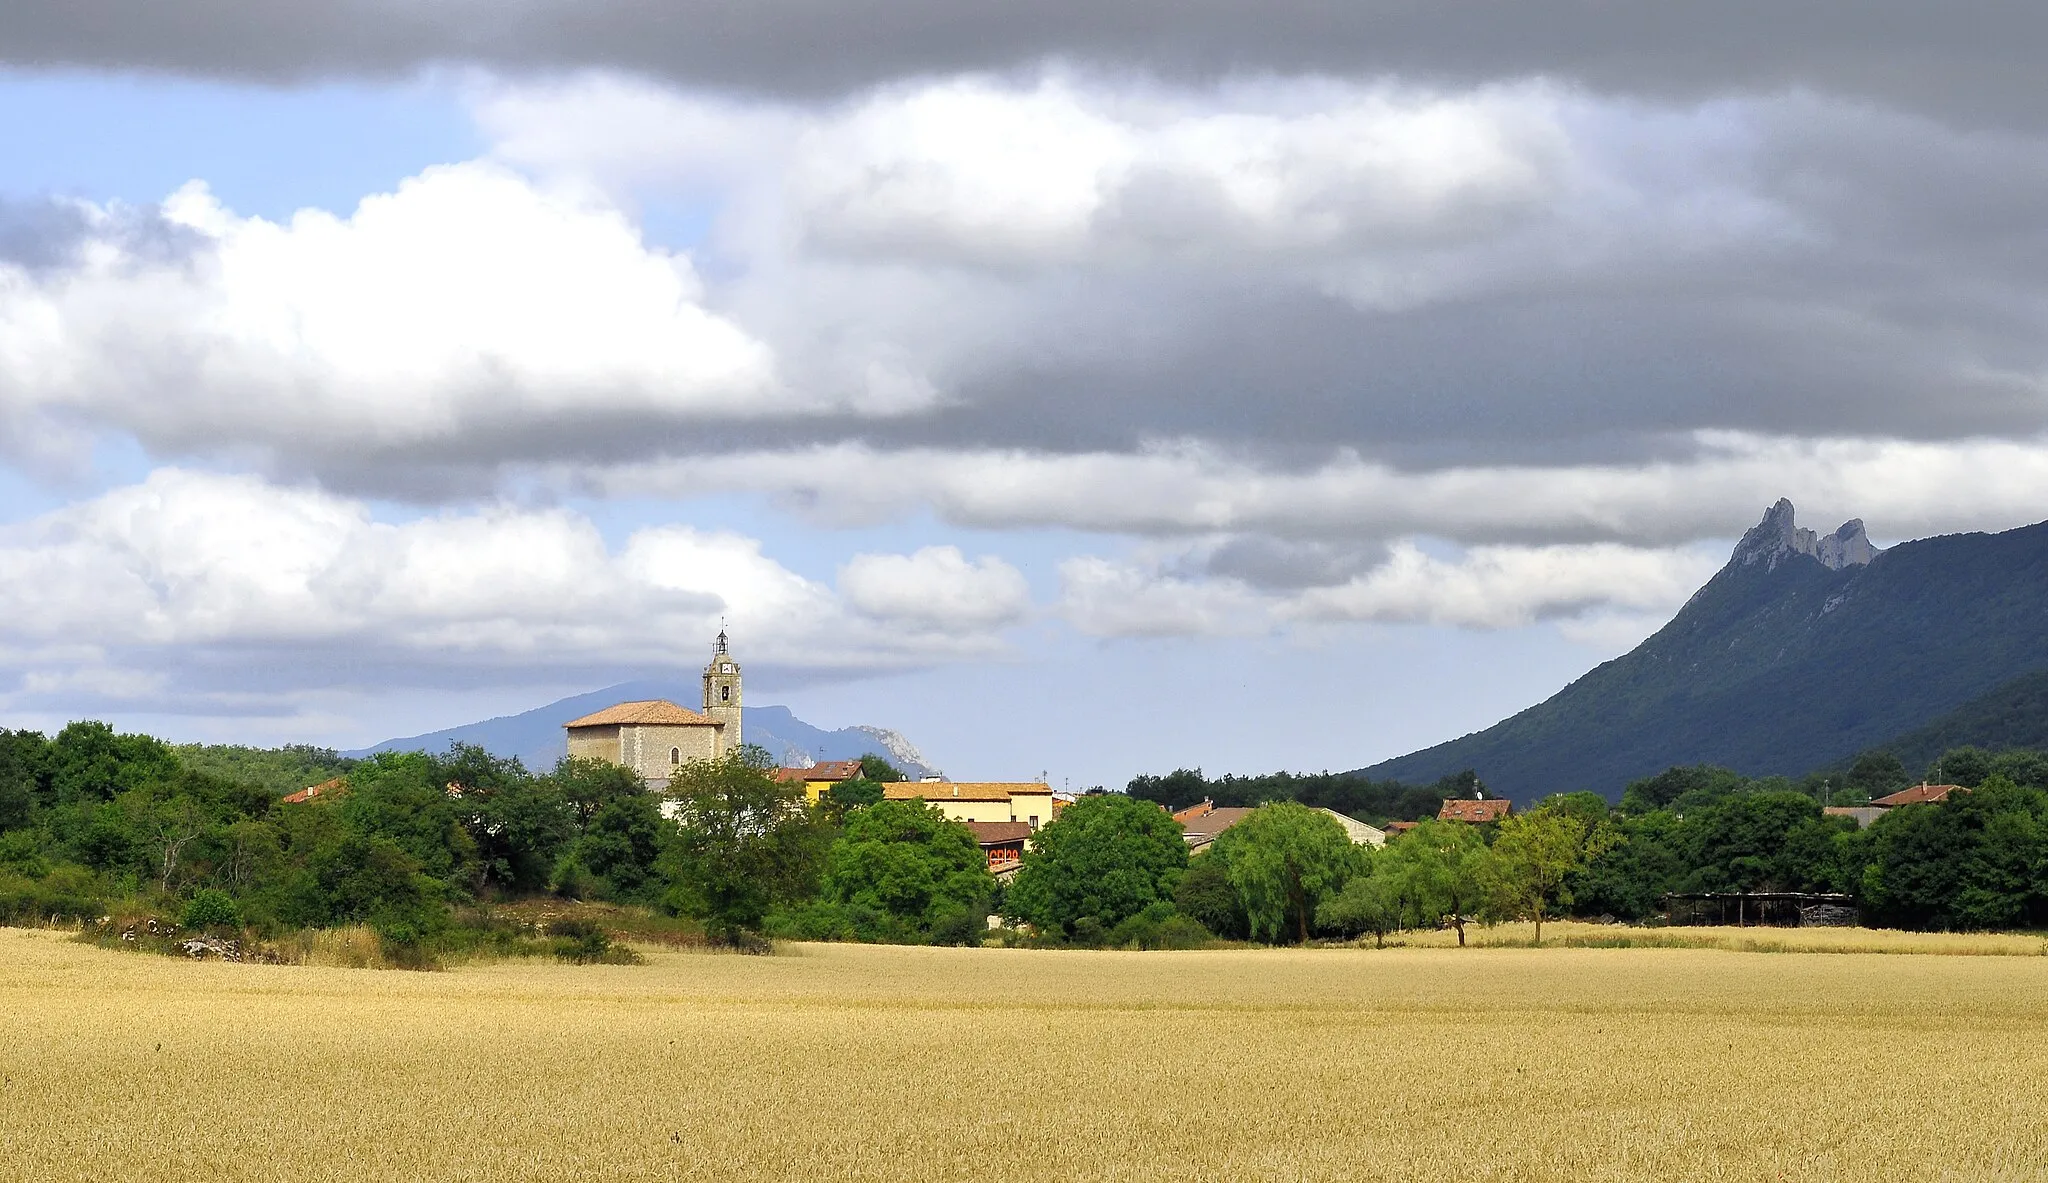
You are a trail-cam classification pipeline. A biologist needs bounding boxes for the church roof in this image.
[563,700,722,729]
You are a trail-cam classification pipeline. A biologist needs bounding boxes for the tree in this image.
[821,777,886,819]
[571,791,669,901]
[1861,776,2048,930]
[470,776,576,895]
[1214,803,1358,944]
[547,756,647,826]
[1672,792,1846,894]
[659,752,829,944]
[1173,852,1248,939]
[821,799,993,941]
[1842,751,1911,802]
[1568,809,1684,921]
[857,754,907,783]
[340,752,478,886]
[1317,859,1404,948]
[1487,808,1619,944]
[1383,819,1492,946]
[145,795,209,893]
[1933,746,1996,789]
[1004,793,1188,938]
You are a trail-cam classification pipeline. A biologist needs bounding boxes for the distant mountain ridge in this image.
[349,684,937,779]
[1364,500,2048,799]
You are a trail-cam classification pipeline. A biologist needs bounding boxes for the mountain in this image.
[1364,500,2048,799]
[348,684,938,779]
[1868,669,2048,774]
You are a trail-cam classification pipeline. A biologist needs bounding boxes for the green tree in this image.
[1932,746,1996,788]
[1842,751,1911,802]
[821,799,993,941]
[0,729,47,830]
[1214,803,1358,944]
[1172,852,1248,939]
[340,752,478,886]
[546,756,647,825]
[821,777,886,819]
[470,776,576,895]
[659,753,829,944]
[1567,809,1683,921]
[1004,793,1188,939]
[46,722,178,807]
[857,754,907,783]
[1317,858,1404,948]
[1486,808,1619,944]
[573,791,670,901]
[1383,819,1492,946]
[1861,776,2048,930]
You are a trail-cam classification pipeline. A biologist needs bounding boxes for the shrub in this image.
[546,918,614,964]
[1153,915,1211,950]
[928,906,985,947]
[1173,854,1248,939]
[181,888,242,931]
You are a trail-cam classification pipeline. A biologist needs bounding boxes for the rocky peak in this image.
[1732,499,1880,571]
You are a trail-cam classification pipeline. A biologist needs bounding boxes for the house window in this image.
[1029,815,1039,830]
[670,747,681,765]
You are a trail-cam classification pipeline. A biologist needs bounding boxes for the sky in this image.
[4,4,2048,788]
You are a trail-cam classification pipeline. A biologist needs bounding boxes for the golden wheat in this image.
[3,927,2047,1181]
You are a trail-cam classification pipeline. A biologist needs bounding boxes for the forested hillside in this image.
[1367,504,2048,799]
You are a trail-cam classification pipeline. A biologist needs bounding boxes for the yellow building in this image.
[883,782,1056,831]
[773,760,865,804]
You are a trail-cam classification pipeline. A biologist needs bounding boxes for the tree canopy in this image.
[1214,803,1359,944]
[1004,793,1188,939]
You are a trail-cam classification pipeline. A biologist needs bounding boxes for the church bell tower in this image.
[703,629,743,754]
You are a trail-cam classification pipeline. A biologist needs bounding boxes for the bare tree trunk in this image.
[1533,904,1543,947]
[1453,913,1466,947]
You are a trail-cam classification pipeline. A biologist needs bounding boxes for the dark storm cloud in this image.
[8,1,2048,124]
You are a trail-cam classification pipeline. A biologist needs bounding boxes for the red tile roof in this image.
[563,700,720,728]
[1385,820,1420,834]
[1873,783,1967,808]
[964,821,1033,845]
[1172,800,1216,825]
[1439,798,1512,823]
[282,777,347,805]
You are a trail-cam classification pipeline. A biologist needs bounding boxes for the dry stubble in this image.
[2,928,2046,1181]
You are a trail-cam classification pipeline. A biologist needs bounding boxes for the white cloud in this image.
[838,546,1032,632]
[1057,556,1265,638]
[0,161,890,472]
[1054,539,1717,639]
[1285,541,1721,629]
[593,430,2048,547]
[0,469,1030,706]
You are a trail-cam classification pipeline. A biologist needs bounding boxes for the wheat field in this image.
[4,927,2047,1181]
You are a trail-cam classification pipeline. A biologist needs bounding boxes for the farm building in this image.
[1663,892,1859,927]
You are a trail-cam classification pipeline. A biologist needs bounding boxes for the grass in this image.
[5,927,2048,1180]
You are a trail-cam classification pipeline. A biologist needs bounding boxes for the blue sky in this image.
[4,12,2048,789]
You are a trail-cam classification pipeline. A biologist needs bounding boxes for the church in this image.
[561,631,744,791]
